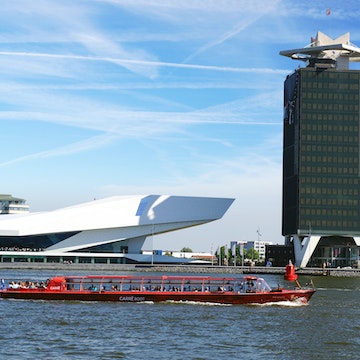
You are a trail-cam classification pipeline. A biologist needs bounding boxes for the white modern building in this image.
[0,194,234,264]
[245,241,273,260]
[0,194,29,215]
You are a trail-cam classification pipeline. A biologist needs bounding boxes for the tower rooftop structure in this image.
[280,31,360,70]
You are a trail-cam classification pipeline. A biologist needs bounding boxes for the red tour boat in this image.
[0,274,315,305]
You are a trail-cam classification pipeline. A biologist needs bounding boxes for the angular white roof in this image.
[0,195,234,253]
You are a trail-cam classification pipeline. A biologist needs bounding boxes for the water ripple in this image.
[1,270,360,359]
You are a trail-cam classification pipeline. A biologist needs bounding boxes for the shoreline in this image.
[0,262,359,277]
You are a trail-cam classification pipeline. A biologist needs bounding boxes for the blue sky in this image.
[1,0,360,252]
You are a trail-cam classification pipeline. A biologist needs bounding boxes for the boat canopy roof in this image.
[59,274,268,285]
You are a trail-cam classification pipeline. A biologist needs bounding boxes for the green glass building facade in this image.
[283,68,360,237]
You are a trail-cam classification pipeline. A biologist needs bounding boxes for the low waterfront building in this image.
[141,250,216,264]
[0,194,29,214]
[245,241,273,260]
[265,245,295,267]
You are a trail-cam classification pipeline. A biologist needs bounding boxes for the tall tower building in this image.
[280,32,360,267]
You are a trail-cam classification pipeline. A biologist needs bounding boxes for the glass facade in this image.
[0,232,80,251]
[283,68,360,236]
[307,236,359,268]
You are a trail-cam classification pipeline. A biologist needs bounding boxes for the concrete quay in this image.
[0,262,359,277]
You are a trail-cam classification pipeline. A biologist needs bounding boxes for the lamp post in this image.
[256,228,261,264]
[349,247,351,268]
[151,224,154,266]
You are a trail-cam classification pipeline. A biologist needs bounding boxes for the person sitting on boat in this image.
[246,280,256,293]
[10,282,20,289]
[20,281,28,289]
[38,281,47,289]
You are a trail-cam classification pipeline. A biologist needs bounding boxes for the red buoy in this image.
[284,260,298,281]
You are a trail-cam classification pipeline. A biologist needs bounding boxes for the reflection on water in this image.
[0,270,359,359]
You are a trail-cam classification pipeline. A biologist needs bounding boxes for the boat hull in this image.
[0,288,315,304]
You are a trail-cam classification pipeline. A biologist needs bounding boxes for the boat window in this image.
[256,278,271,292]
[234,280,246,293]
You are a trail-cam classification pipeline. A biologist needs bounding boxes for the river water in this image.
[0,269,359,360]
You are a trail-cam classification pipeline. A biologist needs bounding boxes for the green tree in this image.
[181,247,192,253]
[215,246,228,266]
[244,248,259,262]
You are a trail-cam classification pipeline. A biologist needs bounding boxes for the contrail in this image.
[0,51,288,74]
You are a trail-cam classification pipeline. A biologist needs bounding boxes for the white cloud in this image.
[0,132,119,168]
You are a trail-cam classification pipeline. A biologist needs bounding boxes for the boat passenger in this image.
[38,281,47,289]
[11,282,20,289]
[246,280,256,293]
